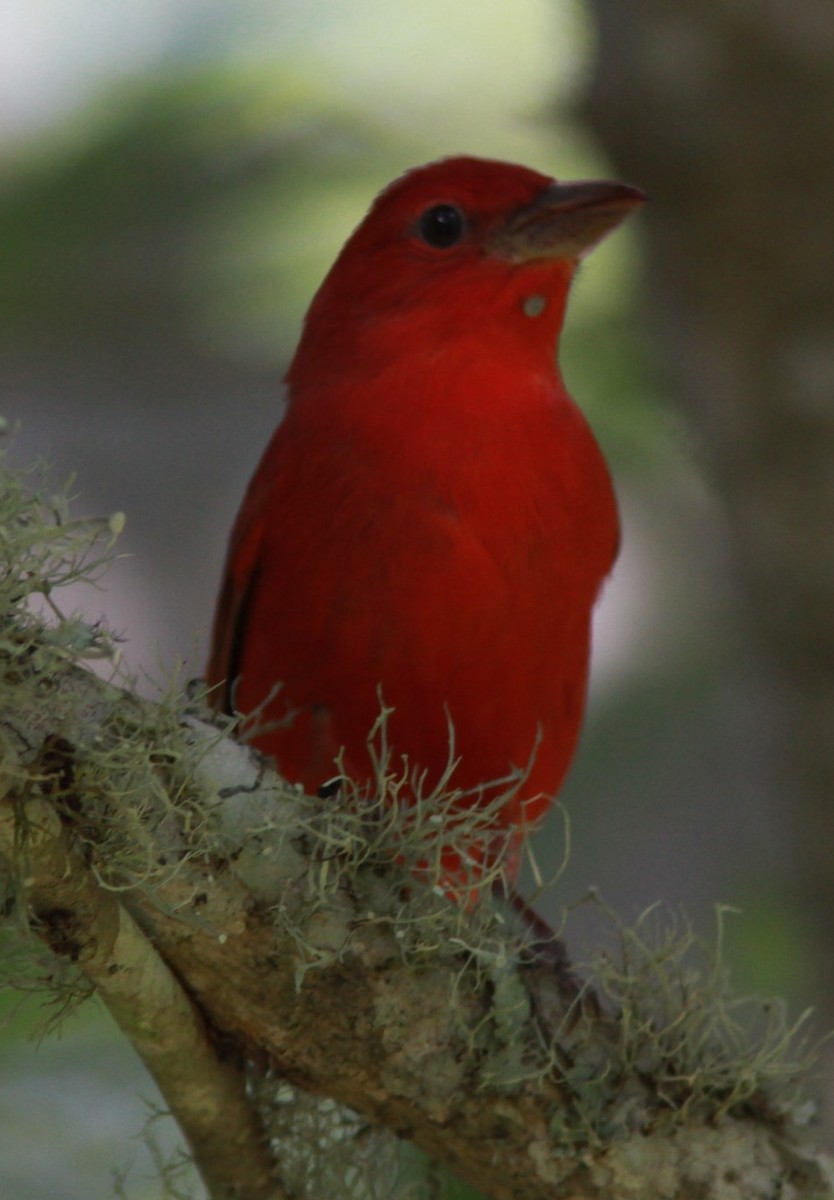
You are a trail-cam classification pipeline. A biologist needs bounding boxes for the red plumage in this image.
[208,156,644,875]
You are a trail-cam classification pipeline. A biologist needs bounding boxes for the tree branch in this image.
[1,647,832,1199]
[1,691,285,1200]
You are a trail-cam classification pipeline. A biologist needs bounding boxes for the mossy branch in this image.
[0,782,284,1200]
[1,453,833,1200]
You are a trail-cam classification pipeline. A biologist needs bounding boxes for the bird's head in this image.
[290,156,645,389]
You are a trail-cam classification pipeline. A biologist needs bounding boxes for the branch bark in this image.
[0,786,283,1200]
[1,650,831,1199]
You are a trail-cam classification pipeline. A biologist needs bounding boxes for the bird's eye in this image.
[418,204,466,249]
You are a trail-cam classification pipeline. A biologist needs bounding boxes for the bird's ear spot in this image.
[522,294,547,318]
[417,204,467,249]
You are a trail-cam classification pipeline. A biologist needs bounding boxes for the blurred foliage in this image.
[0,63,393,363]
[723,894,817,1006]
[561,309,666,472]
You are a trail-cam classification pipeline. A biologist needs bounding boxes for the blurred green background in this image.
[0,2,819,1197]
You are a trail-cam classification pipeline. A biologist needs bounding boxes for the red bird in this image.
[208,156,644,880]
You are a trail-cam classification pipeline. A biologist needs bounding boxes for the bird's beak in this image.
[488,179,647,264]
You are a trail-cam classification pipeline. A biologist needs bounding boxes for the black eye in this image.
[418,203,466,249]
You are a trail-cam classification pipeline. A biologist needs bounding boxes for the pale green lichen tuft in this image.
[0,451,125,664]
[547,895,818,1146]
